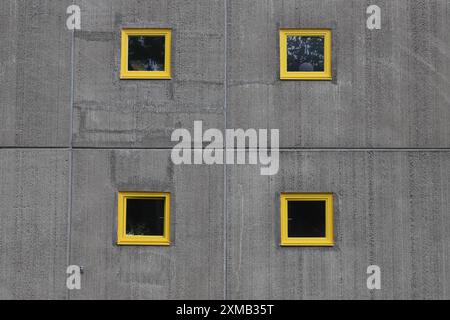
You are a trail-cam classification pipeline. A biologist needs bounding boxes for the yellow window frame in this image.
[117,191,171,246]
[279,29,332,80]
[280,193,334,246]
[120,28,172,79]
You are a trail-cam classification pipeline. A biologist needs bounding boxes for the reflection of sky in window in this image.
[128,36,165,71]
[287,36,324,72]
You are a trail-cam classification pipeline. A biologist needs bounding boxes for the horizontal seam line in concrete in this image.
[2,147,450,151]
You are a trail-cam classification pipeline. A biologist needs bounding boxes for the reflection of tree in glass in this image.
[127,224,157,236]
[287,36,324,72]
[125,199,165,236]
[128,36,165,71]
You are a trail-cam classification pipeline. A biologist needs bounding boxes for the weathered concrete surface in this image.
[0,150,69,299]
[0,0,72,147]
[227,151,450,299]
[1,0,450,300]
[228,0,450,147]
[69,149,224,299]
[72,0,225,147]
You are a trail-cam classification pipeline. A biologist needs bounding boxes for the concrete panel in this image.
[69,149,224,299]
[227,0,450,147]
[0,0,71,147]
[226,151,450,299]
[72,0,225,147]
[0,150,69,299]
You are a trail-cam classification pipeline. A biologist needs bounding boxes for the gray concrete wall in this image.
[69,149,224,299]
[228,0,450,148]
[0,150,69,299]
[0,0,72,147]
[0,0,449,299]
[227,150,450,299]
[73,0,225,147]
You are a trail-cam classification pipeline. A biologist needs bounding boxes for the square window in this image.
[280,193,334,246]
[128,36,165,72]
[279,29,331,80]
[117,192,170,245]
[126,198,165,236]
[288,201,326,237]
[120,29,171,79]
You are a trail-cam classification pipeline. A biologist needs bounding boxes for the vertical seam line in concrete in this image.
[66,0,75,300]
[223,0,228,300]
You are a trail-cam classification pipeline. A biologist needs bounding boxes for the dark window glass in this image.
[126,198,165,236]
[287,200,326,237]
[128,36,165,71]
[287,36,324,72]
